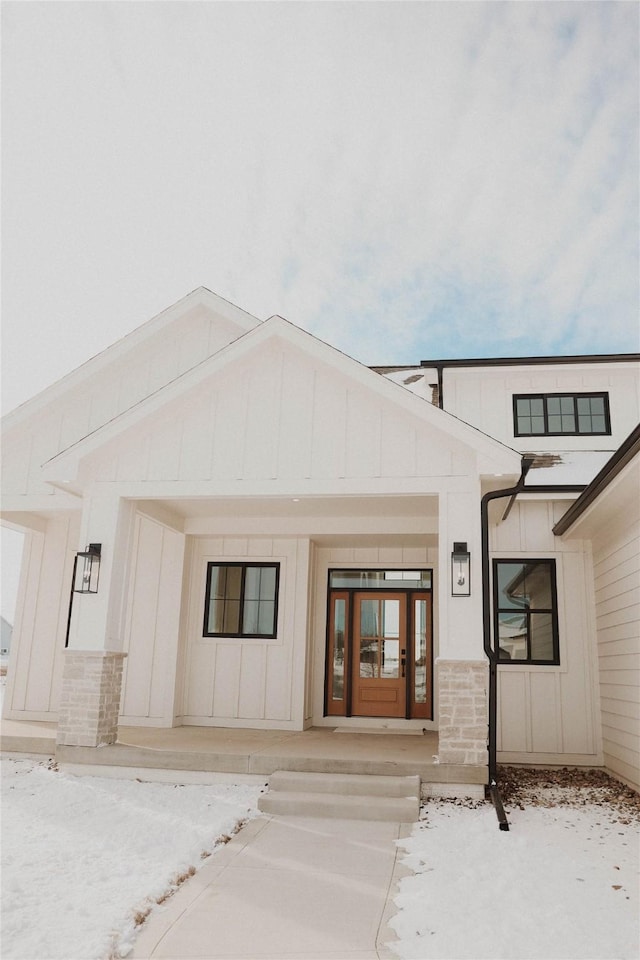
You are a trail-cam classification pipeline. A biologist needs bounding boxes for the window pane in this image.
[576,397,591,414]
[590,414,606,432]
[226,567,242,599]
[332,599,345,700]
[360,598,379,638]
[257,601,276,635]
[560,396,574,413]
[329,569,430,589]
[244,567,261,600]
[531,416,545,433]
[523,562,553,608]
[497,563,529,609]
[561,413,575,432]
[530,613,554,660]
[414,599,427,703]
[360,639,379,677]
[498,613,527,660]
[530,398,544,415]
[546,397,561,415]
[548,414,562,432]
[518,416,532,434]
[590,397,605,414]
[259,566,277,598]
[223,599,240,633]
[360,599,380,678]
[517,398,532,415]
[208,598,225,633]
[209,566,227,599]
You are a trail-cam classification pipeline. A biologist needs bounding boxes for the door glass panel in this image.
[359,599,379,677]
[332,599,345,700]
[359,599,400,679]
[381,599,400,678]
[414,599,427,703]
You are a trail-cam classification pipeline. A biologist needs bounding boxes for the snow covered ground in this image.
[1,746,638,960]
[389,795,639,960]
[1,756,262,960]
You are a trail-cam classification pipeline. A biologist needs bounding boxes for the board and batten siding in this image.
[3,514,79,720]
[590,495,640,790]
[118,513,186,726]
[493,499,602,764]
[181,536,311,729]
[79,338,473,488]
[1,304,251,499]
[426,363,640,452]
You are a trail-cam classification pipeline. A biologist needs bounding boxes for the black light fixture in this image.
[73,543,102,594]
[451,541,470,596]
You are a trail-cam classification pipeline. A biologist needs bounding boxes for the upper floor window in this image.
[513,393,610,437]
[494,559,559,664]
[203,563,279,638]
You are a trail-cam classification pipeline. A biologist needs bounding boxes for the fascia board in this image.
[2,287,260,430]
[42,313,521,482]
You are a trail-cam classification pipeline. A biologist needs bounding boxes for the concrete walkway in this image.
[131,814,411,960]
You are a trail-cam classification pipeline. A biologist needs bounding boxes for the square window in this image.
[203,563,280,638]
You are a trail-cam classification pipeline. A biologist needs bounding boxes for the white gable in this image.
[2,289,261,499]
[40,316,521,494]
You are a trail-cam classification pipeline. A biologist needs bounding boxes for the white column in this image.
[67,495,136,652]
[58,495,135,747]
[437,484,484,660]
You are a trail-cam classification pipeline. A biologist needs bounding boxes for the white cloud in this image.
[1,1,638,410]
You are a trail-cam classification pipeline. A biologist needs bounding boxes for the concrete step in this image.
[258,770,421,821]
[268,770,420,798]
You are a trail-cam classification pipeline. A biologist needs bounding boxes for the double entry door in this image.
[326,577,433,720]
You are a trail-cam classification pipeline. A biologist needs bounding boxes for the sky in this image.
[2,0,639,419]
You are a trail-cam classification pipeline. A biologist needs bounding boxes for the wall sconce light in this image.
[451,542,470,596]
[73,543,102,594]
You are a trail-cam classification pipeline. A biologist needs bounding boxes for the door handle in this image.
[401,657,406,677]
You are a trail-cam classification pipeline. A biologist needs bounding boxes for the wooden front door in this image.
[351,592,406,718]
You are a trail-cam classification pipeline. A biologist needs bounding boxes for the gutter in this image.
[481,466,593,829]
[481,456,535,830]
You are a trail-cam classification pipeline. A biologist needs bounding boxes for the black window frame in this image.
[203,562,280,639]
[493,558,560,665]
[513,392,611,437]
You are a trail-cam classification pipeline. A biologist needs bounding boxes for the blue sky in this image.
[2,0,638,414]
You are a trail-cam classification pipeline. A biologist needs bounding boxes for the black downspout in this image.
[481,455,534,830]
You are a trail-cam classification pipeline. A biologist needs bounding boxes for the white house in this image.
[2,288,638,792]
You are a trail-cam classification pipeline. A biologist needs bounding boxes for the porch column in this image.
[436,485,488,767]
[57,495,135,747]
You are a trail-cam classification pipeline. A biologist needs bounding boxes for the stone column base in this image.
[437,659,488,766]
[57,650,127,747]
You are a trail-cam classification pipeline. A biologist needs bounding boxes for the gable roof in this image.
[41,312,521,485]
[553,424,640,536]
[2,287,260,430]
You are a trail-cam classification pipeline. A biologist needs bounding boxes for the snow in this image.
[2,738,638,960]
[1,756,262,960]
[389,798,639,960]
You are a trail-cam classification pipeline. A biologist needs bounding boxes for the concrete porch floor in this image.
[1,720,487,785]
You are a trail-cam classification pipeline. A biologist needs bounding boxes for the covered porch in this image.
[1,719,486,788]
